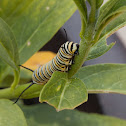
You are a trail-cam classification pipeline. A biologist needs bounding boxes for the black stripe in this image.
[41,66,48,80]
[38,67,45,81]
[33,72,40,82]
[56,56,65,65]
[51,59,57,71]
[54,57,64,69]
[62,43,69,55]
[70,42,73,52]
[59,49,69,60]
[45,65,51,77]
[52,59,61,71]
[46,63,53,76]
[48,64,53,74]
[67,42,70,53]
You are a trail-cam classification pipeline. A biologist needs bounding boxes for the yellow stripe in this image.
[68,42,73,53]
[39,66,43,77]
[35,70,40,81]
[46,63,52,75]
[50,61,55,71]
[57,53,66,62]
[43,65,50,78]
[39,66,45,80]
[60,48,67,56]
[32,72,39,83]
[42,65,47,77]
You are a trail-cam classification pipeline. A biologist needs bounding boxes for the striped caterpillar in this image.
[14,41,79,103]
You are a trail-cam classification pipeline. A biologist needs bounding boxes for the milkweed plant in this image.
[0,0,126,126]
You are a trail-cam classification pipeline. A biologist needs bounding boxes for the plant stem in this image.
[68,0,97,78]
[68,22,96,78]
[88,0,96,23]
[68,40,92,78]
[73,0,87,37]
[0,83,43,99]
[11,70,20,89]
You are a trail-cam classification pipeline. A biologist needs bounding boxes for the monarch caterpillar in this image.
[14,41,79,104]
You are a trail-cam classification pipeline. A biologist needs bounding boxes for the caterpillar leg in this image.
[65,66,69,72]
[64,60,73,66]
[72,60,75,64]
[68,66,71,71]
[68,60,72,65]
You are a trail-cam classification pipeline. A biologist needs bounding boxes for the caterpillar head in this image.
[61,41,79,55]
[72,43,79,55]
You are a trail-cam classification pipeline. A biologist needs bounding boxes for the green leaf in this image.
[0,59,10,83]
[0,18,19,71]
[100,12,126,39]
[86,37,115,60]
[0,99,27,126]
[96,0,126,29]
[0,67,12,87]
[74,64,126,94]
[20,104,126,126]
[0,0,77,64]
[73,0,87,23]
[0,75,14,88]
[39,71,88,111]
[0,18,20,89]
